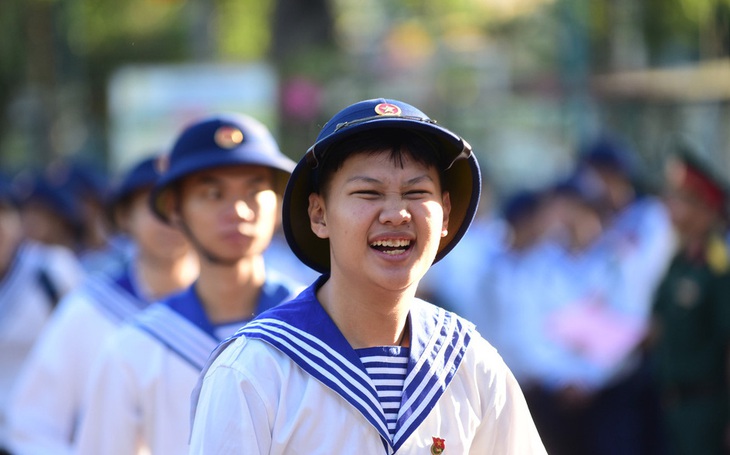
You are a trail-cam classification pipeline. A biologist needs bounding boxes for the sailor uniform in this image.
[74,274,301,455]
[7,264,150,455]
[357,346,410,440]
[190,277,546,454]
[0,241,83,448]
[601,196,675,318]
[473,240,589,386]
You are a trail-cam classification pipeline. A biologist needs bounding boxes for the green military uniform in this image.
[652,234,730,454]
[651,140,730,455]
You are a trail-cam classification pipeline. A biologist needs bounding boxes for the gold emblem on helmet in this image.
[214,126,244,149]
[374,103,402,116]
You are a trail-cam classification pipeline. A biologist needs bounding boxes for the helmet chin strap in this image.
[177,216,241,267]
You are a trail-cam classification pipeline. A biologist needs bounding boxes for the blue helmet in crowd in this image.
[282,98,482,273]
[109,155,163,208]
[0,173,18,208]
[12,168,83,229]
[106,155,166,230]
[501,189,543,227]
[578,134,640,182]
[150,113,296,223]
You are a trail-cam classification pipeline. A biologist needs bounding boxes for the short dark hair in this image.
[312,129,446,196]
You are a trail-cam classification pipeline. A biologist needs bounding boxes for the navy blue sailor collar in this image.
[135,276,297,371]
[237,275,475,452]
[113,261,148,303]
[85,262,149,323]
[164,278,293,338]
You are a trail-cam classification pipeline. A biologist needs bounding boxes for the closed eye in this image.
[404,189,432,199]
[352,190,381,199]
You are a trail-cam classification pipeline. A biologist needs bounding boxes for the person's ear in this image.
[274,196,283,228]
[160,192,183,230]
[441,191,451,238]
[308,193,329,239]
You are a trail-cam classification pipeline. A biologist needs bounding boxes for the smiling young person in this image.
[190,99,546,454]
[73,114,303,455]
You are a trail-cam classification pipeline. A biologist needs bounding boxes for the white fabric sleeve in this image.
[7,293,89,455]
[189,338,271,455]
[470,341,547,454]
[73,332,143,455]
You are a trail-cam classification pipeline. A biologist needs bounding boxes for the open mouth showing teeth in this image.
[370,239,412,255]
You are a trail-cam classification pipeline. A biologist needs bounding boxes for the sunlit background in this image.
[1,0,729,202]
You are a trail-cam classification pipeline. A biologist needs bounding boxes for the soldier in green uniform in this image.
[649,143,730,455]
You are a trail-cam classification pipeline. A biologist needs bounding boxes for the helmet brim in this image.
[150,145,295,223]
[282,120,481,274]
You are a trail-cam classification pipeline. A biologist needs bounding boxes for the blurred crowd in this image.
[0,150,317,455]
[419,134,730,455]
[0,129,729,455]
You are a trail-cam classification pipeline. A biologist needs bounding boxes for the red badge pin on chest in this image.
[430,437,445,454]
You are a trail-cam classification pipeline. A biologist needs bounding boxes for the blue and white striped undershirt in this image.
[355,346,410,439]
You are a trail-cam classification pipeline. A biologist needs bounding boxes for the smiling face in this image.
[173,165,279,264]
[308,149,450,292]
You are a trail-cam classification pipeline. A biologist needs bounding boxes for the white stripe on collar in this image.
[85,274,148,324]
[235,300,474,451]
[394,313,472,449]
[243,318,391,441]
[134,303,219,371]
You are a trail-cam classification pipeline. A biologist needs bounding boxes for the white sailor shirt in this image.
[74,274,301,455]
[0,241,83,448]
[7,264,151,455]
[190,276,547,454]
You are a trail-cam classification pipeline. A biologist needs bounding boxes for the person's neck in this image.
[195,255,267,324]
[0,241,21,283]
[135,251,199,301]
[317,274,413,350]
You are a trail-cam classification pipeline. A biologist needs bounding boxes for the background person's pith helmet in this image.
[106,155,164,228]
[109,155,163,208]
[282,98,482,274]
[150,113,296,223]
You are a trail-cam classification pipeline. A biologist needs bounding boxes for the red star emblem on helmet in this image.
[374,102,402,116]
[214,126,244,149]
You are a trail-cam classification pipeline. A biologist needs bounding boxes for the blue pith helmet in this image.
[0,173,17,208]
[150,113,296,223]
[61,160,111,203]
[109,155,163,208]
[282,98,482,273]
[579,134,639,180]
[12,169,83,228]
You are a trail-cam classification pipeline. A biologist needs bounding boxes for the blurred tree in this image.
[0,0,191,169]
[642,0,730,64]
[269,0,338,158]
[0,1,26,136]
[217,0,274,60]
[1,0,728,170]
